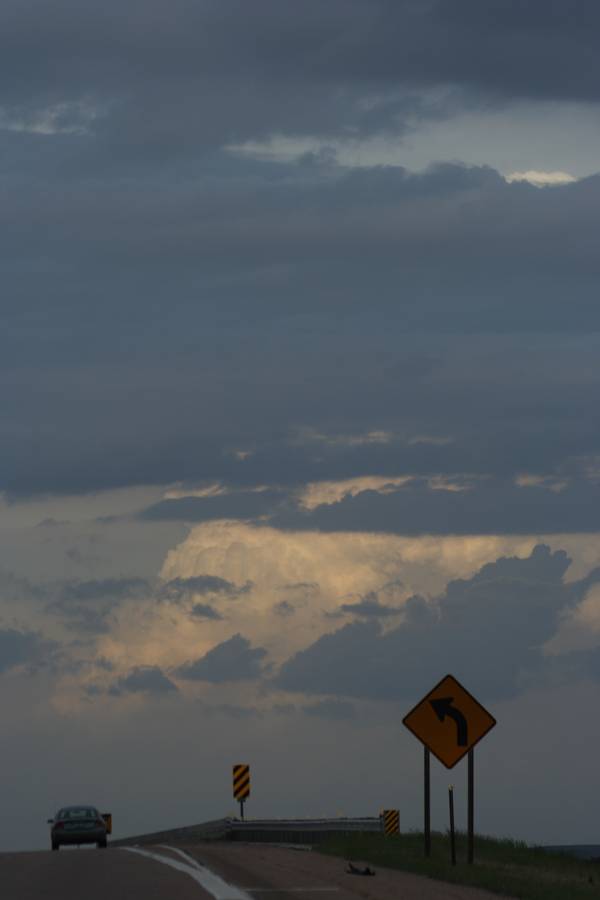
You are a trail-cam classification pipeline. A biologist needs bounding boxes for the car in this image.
[47,805,108,850]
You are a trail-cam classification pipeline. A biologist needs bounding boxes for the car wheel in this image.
[97,840,107,849]
[52,842,59,851]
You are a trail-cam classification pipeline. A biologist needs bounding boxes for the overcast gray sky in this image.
[2,0,600,851]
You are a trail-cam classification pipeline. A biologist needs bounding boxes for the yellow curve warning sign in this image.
[403,674,496,769]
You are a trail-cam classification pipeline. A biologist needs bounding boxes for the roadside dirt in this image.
[172,841,518,900]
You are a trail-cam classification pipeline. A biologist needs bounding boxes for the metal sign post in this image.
[468,749,474,864]
[424,747,431,857]
[448,786,456,865]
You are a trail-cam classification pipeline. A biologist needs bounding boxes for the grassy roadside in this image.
[318,831,600,899]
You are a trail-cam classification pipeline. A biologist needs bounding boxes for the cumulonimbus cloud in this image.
[276,545,600,701]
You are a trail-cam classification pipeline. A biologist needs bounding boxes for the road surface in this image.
[0,842,516,899]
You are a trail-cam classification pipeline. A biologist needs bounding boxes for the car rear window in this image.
[59,808,98,819]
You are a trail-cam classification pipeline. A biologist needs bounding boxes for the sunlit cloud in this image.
[293,427,392,448]
[505,170,577,187]
[47,524,600,708]
[427,475,478,492]
[52,523,539,705]
[155,524,543,663]
[298,476,412,510]
[515,474,570,493]
[164,482,227,500]
[0,100,101,136]
[163,483,270,500]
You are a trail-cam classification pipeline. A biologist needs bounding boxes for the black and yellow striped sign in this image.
[383,809,399,836]
[233,764,250,800]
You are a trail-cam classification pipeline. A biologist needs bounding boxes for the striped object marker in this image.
[233,764,250,820]
[382,809,399,836]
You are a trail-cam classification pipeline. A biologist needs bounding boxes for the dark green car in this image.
[48,805,108,850]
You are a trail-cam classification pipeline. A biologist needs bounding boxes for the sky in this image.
[2,0,600,850]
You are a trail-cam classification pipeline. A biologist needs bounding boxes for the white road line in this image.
[121,846,252,900]
[156,847,339,894]
[157,845,204,869]
[155,847,339,894]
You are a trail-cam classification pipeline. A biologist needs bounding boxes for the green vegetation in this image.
[318,831,600,899]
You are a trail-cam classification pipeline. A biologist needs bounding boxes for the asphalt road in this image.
[0,847,215,900]
[0,842,515,900]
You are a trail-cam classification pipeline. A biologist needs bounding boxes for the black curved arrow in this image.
[430,697,468,746]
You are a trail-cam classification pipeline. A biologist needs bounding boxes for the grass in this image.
[318,831,600,899]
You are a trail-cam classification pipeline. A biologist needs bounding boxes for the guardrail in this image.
[110,817,231,847]
[111,816,383,847]
[227,817,383,844]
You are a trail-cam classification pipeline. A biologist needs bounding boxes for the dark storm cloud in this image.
[159,575,251,600]
[55,574,250,604]
[59,578,149,603]
[45,577,149,634]
[0,570,124,637]
[2,162,600,501]
[0,569,45,603]
[0,0,598,155]
[1,1,600,508]
[273,478,600,536]
[0,628,54,674]
[276,545,600,702]
[44,574,250,635]
[56,606,113,635]
[137,474,600,536]
[139,493,294,525]
[190,603,223,621]
[0,576,99,673]
[109,665,178,696]
[174,634,268,683]
[337,594,403,619]
[6,163,600,340]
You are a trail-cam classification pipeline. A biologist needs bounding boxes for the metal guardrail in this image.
[111,816,383,847]
[227,817,383,844]
[110,817,231,847]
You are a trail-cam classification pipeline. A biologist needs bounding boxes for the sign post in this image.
[468,749,474,864]
[233,764,250,820]
[448,786,456,865]
[403,674,496,861]
[424,747,431,857]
